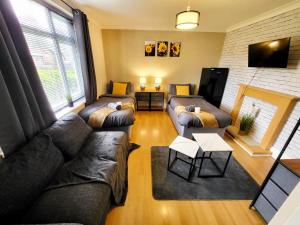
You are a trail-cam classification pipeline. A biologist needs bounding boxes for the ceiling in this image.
[73,0,297,32]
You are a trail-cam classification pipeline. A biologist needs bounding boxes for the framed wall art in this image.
[144,41,156,56]
[157,41,168,57]
[170,42,181,57]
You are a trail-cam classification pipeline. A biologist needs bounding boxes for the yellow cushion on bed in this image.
[176,85,190,95]
[112,82,127,95]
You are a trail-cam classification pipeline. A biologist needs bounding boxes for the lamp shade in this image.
[140,77,146,84]
[176,9,200,30]
[155,77,162,84]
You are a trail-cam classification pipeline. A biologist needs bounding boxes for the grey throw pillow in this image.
[186,105,195,112]
[45,112,92,160]
[0,133,64,221]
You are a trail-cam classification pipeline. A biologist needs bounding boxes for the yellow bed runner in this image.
[174,106,219,128]
[88,102,135,128]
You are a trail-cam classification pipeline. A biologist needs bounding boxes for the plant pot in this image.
[239,130,249,136]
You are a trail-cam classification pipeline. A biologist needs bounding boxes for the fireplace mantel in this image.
[227,84,299,155]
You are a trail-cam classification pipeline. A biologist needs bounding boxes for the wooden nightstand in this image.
[135,91,164,111]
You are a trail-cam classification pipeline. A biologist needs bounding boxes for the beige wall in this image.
[102,29,225,93]
[88,19,107,95]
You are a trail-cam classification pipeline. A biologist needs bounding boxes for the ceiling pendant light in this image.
[176,1,200,30]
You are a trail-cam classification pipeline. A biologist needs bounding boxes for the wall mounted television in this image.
[248,37,290,68]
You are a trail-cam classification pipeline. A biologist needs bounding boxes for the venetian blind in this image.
[10,0,84,112]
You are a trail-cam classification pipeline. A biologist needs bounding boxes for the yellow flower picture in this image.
[157,41,168,57]
[170,42,181,57]
[144,41,155,56]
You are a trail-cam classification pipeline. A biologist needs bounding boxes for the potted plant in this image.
[239,113,255,135]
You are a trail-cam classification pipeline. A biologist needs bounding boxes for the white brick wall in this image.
[238,96,277,144]
[219,8,300,158]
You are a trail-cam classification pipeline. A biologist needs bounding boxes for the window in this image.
[10,0,85,112]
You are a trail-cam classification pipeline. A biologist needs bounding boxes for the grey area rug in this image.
[151,146,259,200]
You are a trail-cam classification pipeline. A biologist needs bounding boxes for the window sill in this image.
[55,98,86,119]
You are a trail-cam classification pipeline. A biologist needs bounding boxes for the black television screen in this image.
[248,38,290,68]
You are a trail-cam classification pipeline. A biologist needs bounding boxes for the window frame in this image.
[15,0,85,112]
[33,0,73,21]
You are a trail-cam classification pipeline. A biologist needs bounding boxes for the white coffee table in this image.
[168,136,199,181]
[192,133,233,178]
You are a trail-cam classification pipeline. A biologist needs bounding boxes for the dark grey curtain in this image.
[73,9,97,106]
[0,0,56,157]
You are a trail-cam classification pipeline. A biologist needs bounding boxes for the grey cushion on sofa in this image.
[0,133,64,221]
[81,131,129,161]
[46,131,129,205]
[22,183,112,225]
[45,113,92,160]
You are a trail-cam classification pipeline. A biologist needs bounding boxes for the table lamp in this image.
[140,77,146,91]
[155,77,162,91]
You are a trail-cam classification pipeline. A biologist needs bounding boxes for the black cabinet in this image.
[135,91,164,111]
[250,118,300,223]
[198,68,229,108]
[254,162,299,223]
[135,92,150,110]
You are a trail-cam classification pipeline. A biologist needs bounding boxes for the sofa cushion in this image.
[40,131,129,207]
[81,131,129,161]
[45,112,92,160]
[0,133,64,221]
[22,183,111,225]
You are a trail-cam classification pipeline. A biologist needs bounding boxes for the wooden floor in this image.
[105,112,274,225]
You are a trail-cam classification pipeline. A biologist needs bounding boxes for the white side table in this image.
[168,136,199,181]
[192,133,233,178]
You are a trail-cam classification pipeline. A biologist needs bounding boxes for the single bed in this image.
[79,81,136,136]
[167,84,231,139]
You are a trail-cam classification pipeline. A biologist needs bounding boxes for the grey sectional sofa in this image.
[0,113,130,225]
